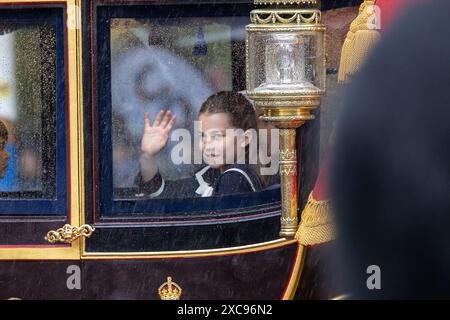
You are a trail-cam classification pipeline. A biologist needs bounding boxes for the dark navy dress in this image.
[137,164,264,199]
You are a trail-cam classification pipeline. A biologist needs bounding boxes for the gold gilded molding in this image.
[82,239,295,259]
[281,216,298,224]
[280,164,297,176]
[159,277,182,300]
[246,24,326,33]
[282,244,306,300]
[278,129,298,238]
[331,294,350,300]
[45,224,95,244]
[280,216,298,236]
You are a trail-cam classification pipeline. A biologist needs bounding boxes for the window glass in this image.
[0,23,57,199]
[0,8,66,215]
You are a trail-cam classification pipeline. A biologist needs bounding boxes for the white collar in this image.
[195,166,214,197]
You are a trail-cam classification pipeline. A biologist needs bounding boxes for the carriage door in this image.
[0,0,84,299]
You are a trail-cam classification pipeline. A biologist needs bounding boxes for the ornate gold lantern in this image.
[246,0,326,238]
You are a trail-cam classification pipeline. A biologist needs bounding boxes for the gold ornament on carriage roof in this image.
[246,0,326,238]
[158,276,182,300]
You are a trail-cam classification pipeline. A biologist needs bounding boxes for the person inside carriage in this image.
[137,90,279,198]
[0,120,10,179]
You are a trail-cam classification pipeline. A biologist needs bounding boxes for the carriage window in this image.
[110,17,235,194]
[97,5,280,216]
[0,8,67,214]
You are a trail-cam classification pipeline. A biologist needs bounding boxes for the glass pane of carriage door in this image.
[0,22,57,203]
[109,15,280,200]
[111,17,240,199]
[0,6,72,253]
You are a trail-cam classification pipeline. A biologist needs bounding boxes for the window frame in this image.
[90,0,282,222]
[0,6,68,215]
[82,0,285,252]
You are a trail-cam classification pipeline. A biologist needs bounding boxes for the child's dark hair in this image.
[0,120,8,141]
[199,91,257,131]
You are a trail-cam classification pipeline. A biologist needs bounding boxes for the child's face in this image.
[0,137,10,178]
[198,112,250,170]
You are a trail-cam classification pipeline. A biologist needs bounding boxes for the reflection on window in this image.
[0,23,57,199]
[109,17,280,199]
[111,18,234,192]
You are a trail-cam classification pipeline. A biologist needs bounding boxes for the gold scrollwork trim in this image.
[256,102,319,111]
[260,115,313,123]
[280,216,298,225]
[45,224,95,244]
[280,149,296,161]
[280,164,297,176]
[246,93,324,108]
[250,9,321,25]
[281,217,297,223]
[246,24,326,32]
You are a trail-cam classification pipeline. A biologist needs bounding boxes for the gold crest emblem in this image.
[158,276,182,300]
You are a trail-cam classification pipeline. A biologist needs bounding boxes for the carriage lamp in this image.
[246,0,326,239]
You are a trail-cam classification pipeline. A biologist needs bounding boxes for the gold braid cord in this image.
[338,0,381,83]
[296,192,335,246]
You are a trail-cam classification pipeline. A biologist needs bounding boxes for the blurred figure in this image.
[295,0,377,300]
[0,120,10,178]
[331,0,450,299]
[18,149,42,190]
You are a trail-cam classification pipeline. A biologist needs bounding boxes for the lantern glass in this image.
[248,30,325,94]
